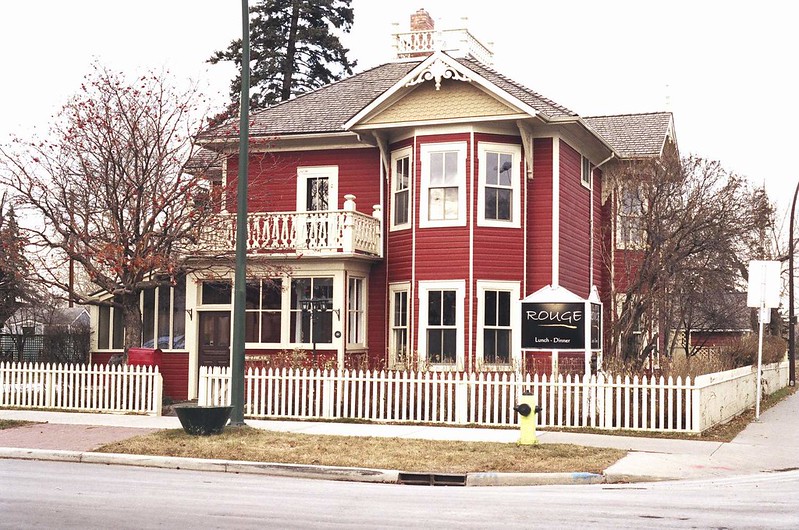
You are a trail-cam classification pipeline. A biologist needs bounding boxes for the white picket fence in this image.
[0,362,163,416]
[199,367,704,432]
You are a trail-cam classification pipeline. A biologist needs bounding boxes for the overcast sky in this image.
[2,0,796,225]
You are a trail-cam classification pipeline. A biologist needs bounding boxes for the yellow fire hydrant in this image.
[513,393,541,445]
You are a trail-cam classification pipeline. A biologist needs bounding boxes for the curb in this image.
[0,446,659,486]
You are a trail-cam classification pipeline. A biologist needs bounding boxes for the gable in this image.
[363,79,523,125]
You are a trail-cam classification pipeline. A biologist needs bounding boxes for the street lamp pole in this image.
[788,180,798,387]
[229,0,251,425]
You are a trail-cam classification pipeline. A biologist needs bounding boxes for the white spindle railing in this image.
[198,209,380,257]
[0,362,163,415]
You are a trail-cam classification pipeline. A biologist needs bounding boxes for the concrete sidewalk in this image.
[1,390,797,484]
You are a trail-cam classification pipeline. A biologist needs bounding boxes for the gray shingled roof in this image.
[202,55,578,140]
[583,112,673,159]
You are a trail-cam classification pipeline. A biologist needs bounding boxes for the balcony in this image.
[392,26,494,65]
[197,195,382,259]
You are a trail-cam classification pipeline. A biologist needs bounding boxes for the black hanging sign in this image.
[521,302,585,350]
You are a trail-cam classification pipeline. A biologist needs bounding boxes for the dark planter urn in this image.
[174,405,233,435]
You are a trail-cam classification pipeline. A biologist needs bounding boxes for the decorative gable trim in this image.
[344,51,539,131]
[405,56,471,91]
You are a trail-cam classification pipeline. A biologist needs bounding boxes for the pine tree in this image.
[0,195,34,327]
[209,0,356,111]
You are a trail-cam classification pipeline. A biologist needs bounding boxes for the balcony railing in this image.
[392,27,493,65]
[197,195,382,258]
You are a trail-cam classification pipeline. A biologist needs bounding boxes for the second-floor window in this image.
[420,142,467,228]
[581,156,592,188]
[391,148,412,229]
[618,188,645,249]
[478,143,521,227]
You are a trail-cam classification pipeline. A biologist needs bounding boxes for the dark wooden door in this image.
[198,311,231,368]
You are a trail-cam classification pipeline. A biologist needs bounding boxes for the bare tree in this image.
[0,64,224,357]
[604,153,775,365]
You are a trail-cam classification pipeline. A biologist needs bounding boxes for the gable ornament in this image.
[405,57,471,91]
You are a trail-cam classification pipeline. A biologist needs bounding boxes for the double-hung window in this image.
[581,156,592,188]
[290,277,334,344]
[418,280,464,369]
[391,148,412,230]
[389,283,410,367]
[347,277,365,346]
[420,142,467,228]
[245,279,282,344]
[476,281,520,368]
[618,188,645,249]
[478,143,521,227]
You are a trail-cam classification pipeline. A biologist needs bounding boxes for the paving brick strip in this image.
[0,423,156,452]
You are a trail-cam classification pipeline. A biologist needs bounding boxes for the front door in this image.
[198,311,231,368]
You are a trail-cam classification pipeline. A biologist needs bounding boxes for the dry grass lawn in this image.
[97,428,624,474]
[0,420,32,430]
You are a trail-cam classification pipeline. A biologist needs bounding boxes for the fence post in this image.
[455,378,468,424]
[198,366,207,406]
[153,368,163,416]
[322,370,334,419]
[691,381,702,433]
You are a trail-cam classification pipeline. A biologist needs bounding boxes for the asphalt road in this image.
[2,459,797,529]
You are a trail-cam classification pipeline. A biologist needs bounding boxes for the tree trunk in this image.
[120,292,143,362]
[281,0,301,101]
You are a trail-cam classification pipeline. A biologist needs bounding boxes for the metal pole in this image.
[229,0,250,425]
[789,181,798,387]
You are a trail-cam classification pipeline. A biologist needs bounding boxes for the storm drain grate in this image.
[397,473,467,486]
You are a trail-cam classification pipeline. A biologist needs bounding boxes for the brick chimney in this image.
[410,8,434,31]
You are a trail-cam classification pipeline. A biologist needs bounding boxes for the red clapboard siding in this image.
[593,168,604,294]
[90,352,114,366]
[527,138,553,292]
[226,148,381,213]
[160,353,189,401]
[558,141,591,298]
[367,261,387,369]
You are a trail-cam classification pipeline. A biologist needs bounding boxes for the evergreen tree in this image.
[209,0,356,111]
[0,194,35,327]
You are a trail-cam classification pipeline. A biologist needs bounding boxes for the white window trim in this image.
[390,147,413,232]
[417,280,465,371]
[477,142,521,228]
[475,281,521,370]
[419,142,467,228]
[297,165,339,211]
[346,276,367,348]
[287,275,335,347]
[244,278,284,346]
[581,156,592,190]
[388,282,411,368]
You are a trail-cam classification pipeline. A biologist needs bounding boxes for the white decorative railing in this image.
[0,362,163,416]
[393,27,493,65]
[198,195,381,257]
[199,361,790,433]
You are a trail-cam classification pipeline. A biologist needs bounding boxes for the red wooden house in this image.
[90,10,677,400]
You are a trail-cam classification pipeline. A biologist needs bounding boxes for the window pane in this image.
[444,187,458,219]
[172,277,186,349]
[497,189,511,220]
[430,152,443,184]
[429,188,444,220]
[245,282,261,309]
[394,189,409,225]
[394,329,408,363]
[112,305,124,349]
[486,152,498,185]
[444,152,458,183]
[499,153,513,186]
[485,291,497,325]
[142,288,155,347]
[261,312,281,343]
[484,329,496,363]
[485,187,498,220]
[245,312,259,342]
[314,278,333,301]
[496,330,511,363]
[262,279,282,309]
[157,285,171,349]
[394,291,407,326]
[428,291,441,325]
[291,278,311,309]
[498,291,511,326]
[290,310,311,343]
[202,281,231,305]
[442,329,457,363]
[98,306,110,349]
[428,330,442,362]
[442,290,456,325]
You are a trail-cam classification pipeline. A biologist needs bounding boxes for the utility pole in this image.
[229,0,250,425]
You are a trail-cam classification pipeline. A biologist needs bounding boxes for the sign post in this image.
[746,260,780,420]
